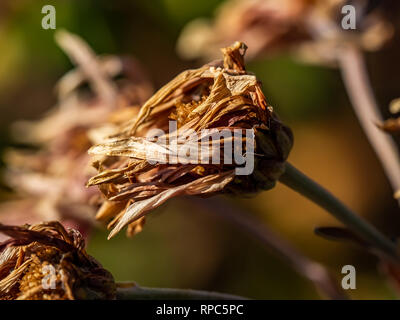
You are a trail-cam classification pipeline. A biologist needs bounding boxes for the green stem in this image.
[116,284,247,300]
[189,197,347,300]
[279,162,398,260]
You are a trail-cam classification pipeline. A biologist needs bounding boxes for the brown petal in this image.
[107,171,234,239]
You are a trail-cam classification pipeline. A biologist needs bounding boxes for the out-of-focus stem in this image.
[337,44,400,204]
[279,162,398,261]
[190,197,347,300]
[116,284,246,300]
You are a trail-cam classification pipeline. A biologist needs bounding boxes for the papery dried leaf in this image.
[89,137,173,162]
[107,172,234,238]
[0,224,76,253]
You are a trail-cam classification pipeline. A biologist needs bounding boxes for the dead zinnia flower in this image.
[88,42,293,239]
[0,221,116,300]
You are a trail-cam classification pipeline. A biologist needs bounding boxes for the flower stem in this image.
[116,284,246,300]
[189,196,347,300]
[279,162,398,260]
[337,44,400,205]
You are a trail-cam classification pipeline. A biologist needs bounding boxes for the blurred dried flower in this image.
[177,0,394,65]
[0,221,115,300]
[88,42,293,238]
[0,30,153,237]
[178,0,311,60]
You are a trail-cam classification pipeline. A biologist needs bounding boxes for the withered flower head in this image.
[0,221,115,300]
[88,42,293,239]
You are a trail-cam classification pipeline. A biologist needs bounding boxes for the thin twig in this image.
[337,44,400,204]
[188,196,347,300]
[279,162,398,261]
[116,283,246,300]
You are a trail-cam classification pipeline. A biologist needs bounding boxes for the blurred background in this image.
[1,0,400,299]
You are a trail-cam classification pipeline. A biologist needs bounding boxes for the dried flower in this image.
[178,0,311,60]
[177,0,394,65]
[0,221,116,300]
[88,42,293,239]
[0,30,152,236]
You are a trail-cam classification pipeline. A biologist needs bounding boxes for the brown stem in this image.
[337,44,400,204]
[116,283,246,300]
[280,162,398,261]
[188,196,348,300]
